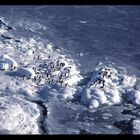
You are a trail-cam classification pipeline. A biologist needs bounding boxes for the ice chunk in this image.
[90,100,99,109]
[0,54,18,71]
[63,86,77,99]
[134,90,140,105]
[121,75,137,88]
[126,90,140,105]
[81,88,107,108]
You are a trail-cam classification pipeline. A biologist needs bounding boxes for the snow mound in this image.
[78,62,140,109]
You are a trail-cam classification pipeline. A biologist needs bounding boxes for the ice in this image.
[0,54,18,71]
[0,15,85,134]
[79,20,87,24]
[134,91,140,105]
[63,86,77,100]
[15,67,36,79]
[90,100,99,108]
[125,90,140,105]
[46,43,53,52]
[0,96,40,134]
[132,119,140,134]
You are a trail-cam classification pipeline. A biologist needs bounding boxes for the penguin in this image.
[37,55,40,59]
[56,60,60,66]
[46,72,49,78]
[108,75,111,78]
[64,67,70,74]
[59,74,63,79]
[49,62,54,69]
[13,66,16,70]
[51,64,54,69]
[38,76,42,82]
[65,83,68,87]
[36,71,40,75]
[59,79,63,85]
[64,72,70,78]
[23,74,26,80]
[103,71,108,78]
[34,76,37,82]
[48,80,51,84]
[60,62,65,67]
[100,80,105,88]
[52,68,56,72]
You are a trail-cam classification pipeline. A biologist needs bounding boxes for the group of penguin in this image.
[0,53,72,87]
[0,19,72,86]
[89,67,115,89]
[35,55,72,86]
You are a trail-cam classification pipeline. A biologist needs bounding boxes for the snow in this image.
[46,44,53,52]
[78,63,140,109]
[63,86,77,100]
[125,90,140,105]
[133,119,140,134]
[0,71,40,134]
[16,67,36,79]
[134,90,140,105]
[0,96,40,134]
[0,14,84,134]
[0,54,18,71]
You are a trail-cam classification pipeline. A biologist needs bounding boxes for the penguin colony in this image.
[34,54,72,86]
[0,53,72,87]
[0,20,76,87]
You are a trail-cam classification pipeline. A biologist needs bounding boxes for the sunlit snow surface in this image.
[0,6,140,134]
